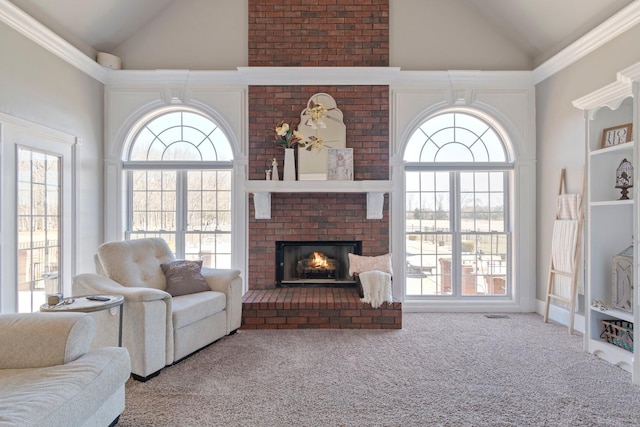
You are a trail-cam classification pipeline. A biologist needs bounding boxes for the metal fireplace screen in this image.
[276,241,362,287]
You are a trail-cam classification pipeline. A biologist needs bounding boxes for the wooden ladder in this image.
[544,169,584,334]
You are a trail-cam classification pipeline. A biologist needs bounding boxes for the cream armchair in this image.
[73,237,243,381]
[0,313,130,426]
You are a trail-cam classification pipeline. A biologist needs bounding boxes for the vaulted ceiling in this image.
[7,0,637,67]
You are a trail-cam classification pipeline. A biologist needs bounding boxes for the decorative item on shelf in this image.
[615,158,633,200]
[273,121,305,181]
[601,123,632,148]
[271,157,279,181]
[612,245,633,313]
[327,148,354,181]
[298,93,347,181]
[265,169,271,180]
[591,299,609,311]
[600,319,634,352]
[283,148,295,181]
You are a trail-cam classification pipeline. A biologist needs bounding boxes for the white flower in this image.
[276,122,289,136]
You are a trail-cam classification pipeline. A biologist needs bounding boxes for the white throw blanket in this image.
[554,193,583,296]
[359,270,393,308]
[556,193,581,220]
[551,219,580,303]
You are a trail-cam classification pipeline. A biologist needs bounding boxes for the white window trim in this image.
[390,81,537,313]
[0,113,77,312]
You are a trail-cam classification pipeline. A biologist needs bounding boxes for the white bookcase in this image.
[573,63,640,385]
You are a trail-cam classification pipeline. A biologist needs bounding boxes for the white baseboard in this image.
[535,299,585,334]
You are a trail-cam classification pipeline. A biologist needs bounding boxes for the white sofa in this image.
[0,312,130,427]
[73,237,243,381]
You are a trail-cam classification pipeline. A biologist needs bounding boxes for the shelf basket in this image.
[600,319,634,352]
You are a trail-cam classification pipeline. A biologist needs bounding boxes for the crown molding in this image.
[236,67,400,85]
[534,1,640,84]
[104,69,245,86]
[0,0,107,83]
[389,70,535,92]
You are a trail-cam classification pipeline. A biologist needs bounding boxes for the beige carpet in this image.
[119,313,640,426]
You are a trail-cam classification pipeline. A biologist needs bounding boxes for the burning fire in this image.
[309,251,330,268]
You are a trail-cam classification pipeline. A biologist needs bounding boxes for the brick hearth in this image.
[241,287,401,329]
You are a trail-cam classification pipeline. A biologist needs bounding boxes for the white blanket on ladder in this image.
[359,270,393,308]
[551,219,580,301]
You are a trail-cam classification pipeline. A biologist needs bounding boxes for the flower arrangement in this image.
[274,121,305,149]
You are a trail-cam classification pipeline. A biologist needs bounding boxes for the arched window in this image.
[404,112,512,298]
[124,110,234,268]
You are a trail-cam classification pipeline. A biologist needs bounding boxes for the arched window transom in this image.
[404,112,506,163]
[128,111,233,162]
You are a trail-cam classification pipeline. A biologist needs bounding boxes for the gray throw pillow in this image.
[161,260,210,297]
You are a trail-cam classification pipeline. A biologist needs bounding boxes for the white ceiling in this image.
[7,0,638,66]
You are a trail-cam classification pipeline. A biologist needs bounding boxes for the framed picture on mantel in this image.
[601,123,632,148]
[327,148,353,181]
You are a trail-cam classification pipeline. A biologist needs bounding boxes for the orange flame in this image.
[309,251,329,268]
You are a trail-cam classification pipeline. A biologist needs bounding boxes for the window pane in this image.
[17,148,61,312]
[130,170,177,232]
[164,141,202,161]
[406,233,453,296]
[185,232,231,268]
[461,233,508,296]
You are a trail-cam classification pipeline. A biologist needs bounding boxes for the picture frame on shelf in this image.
[327,148,353,181]
[601,123,632,148]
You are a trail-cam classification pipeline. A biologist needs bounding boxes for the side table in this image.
[40,295,124,346]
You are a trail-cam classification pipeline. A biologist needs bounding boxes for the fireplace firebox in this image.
[276,241,362,287]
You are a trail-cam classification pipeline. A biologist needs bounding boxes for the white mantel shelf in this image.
[245,180,392,219]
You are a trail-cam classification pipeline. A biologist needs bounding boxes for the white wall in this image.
[112,0,248,70]
[535,24,640,317]
[389,0,532,70]
[0,22,104,302]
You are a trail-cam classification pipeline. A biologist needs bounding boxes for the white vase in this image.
[283,148,296,181]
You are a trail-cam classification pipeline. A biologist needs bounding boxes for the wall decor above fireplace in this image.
[298,93,346,181]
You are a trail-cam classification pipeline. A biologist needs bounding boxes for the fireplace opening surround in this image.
[276,241,362,288]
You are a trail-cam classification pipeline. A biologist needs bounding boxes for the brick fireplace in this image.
[242,0,400,329]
